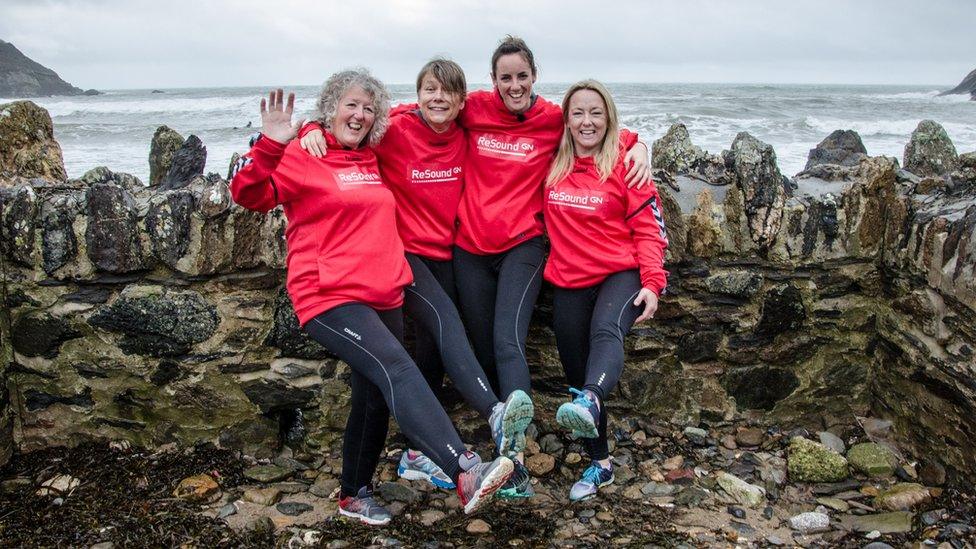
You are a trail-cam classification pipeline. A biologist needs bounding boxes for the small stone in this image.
[818,431,846,454]
[632,430,647,445]
[596,511,614,522]
[525,453,555,476]
[662,455,684,471]
[420,510,445,526]
[565,452,582,465]
[788,436,849,482]
[378,481,421,503]
[243,487,282,506]
[37,474,81,496]
[895,464,917,481]
[539,434,564,455]
[578,508,596,518]
[735,427,764,447]
[665,468,695,484]
[765,535,784,546]
[90,543,114,549]
[816,497,850,512]
[919,461,946,486]
[244,465,293,483]
[218,502,238,519]
[874,483,932,510]
[864,531,882,540]
[310,476,340,498]
[273,482,309,494]
[466,519,491,534]
[172,474,220,503]
[276,502,313,516]
[683,427,708,442]
[524,438,541,456]
[847,443,898,477]
[641,482,677,497]
[721,435,737,449]
[728,506,746,519]
[247,516,276,533]
[790,511,830,533]
[921,509,944,526]
[844,511,914,534]
[623,485,644,500]
[716,472,765,508]
[52,497,64,506]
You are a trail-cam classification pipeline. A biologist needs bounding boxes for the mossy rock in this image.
[847,442,898,477]
[787,436,849,482]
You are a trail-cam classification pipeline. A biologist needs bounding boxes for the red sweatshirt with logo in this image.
[229,127,412,326]
[543,133,669,295]
[456,90,564,255]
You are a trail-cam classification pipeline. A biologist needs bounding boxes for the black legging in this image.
[404,253,498,418]
[552,269,643,461]
[453,236,545,399]
[304,304,468,495]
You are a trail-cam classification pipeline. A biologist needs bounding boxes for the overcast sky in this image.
[3,0,974,89]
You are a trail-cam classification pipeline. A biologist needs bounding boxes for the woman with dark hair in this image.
[544,80,668,501]
[299,59,535,491]
[454,36,651,498]
[230,70,513,525]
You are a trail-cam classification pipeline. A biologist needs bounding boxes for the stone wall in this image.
[1,100,974,481]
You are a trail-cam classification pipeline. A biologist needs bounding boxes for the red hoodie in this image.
[456,90,563,255]
[543,134,669,295]
[374,105,465,261]
[230,127,413,326]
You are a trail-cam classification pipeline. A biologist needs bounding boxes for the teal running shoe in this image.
[397,449,455,490]
[497,458,535,499]
[556,388,600,439]
[569,462,614,501]
[489,389,534,456]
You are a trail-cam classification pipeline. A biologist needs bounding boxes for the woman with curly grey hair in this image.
[230,68,513,525]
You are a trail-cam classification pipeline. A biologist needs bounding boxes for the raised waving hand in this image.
[260,89,305,145]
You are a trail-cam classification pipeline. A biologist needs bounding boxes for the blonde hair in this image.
[546,80,620,187]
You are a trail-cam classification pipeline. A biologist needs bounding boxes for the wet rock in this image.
[723,132,787,248]
[842,511,913,534]
[36,474,80,496]
[84,179,145,272]
[526,453,555,476]
[804,130,868,170]
[919,460,946,486]
[874,482,932,510]
[466,519,491,534]
[735,427,764,447]
[651,123,707,174]
[88,288,219,357]
[0,101,66,181]
[789,511,830,534]
[378,481,420,503]
[818,431,846,455]
[846,443,898,477]
[787,436,849,482]
[728,506,746,519]
[243,487,282,506]
[11,312,80,358]
[276,501,312,516]
[172,474,220,503]
[148,126,185,187]
[264,290,333,359]
[160,135,206,190]
[716,472,765,507]
[310,476,340,498]
[145,190,195,269]
[903,120,959,177]
[244,465,292,483]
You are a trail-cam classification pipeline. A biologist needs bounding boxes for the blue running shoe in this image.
[497,458,535,499]
[489,389,535,456]
[397,449,455,490]
[556,388,600,439]
[569,462,614,501]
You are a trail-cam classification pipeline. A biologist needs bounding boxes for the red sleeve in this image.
[229,136,289,213]
[619,128,639,152]
[390,103,419,118]
[624,179,669,295]
[298,121,325,139]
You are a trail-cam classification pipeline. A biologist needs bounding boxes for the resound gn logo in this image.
[548,189,604,211]
[476,134,535,161]
[410,166,462,183]
[336,171,382,183]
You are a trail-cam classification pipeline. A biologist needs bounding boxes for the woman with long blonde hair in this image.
[543,79,669,501]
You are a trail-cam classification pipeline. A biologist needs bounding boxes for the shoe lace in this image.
[581,464,607,485]
[568,387,594,407]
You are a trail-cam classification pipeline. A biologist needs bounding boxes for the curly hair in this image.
[313,68,391,147]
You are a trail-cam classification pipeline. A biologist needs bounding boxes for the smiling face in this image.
[492,53,536,114]
[417,73,464,133]
[567,89,608,157]
[331,85,376,148]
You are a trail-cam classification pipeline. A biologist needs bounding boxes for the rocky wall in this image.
[1,100,974,482]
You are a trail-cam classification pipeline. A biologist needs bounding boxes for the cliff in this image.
[939,67,976,100]
[1,100,975,488]
[0,39,88,97]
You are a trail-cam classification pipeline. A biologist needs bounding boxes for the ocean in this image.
[9,83,976,182]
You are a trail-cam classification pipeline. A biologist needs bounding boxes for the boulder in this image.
[651,123,706,174]
[84,180,145,272]
[88,287,220,357]
[804,130,867,170]
[0,101,66,181]
[847,442,898,477]
[160,135,206,190]
[723,132,787,248]
[787,436,849,482]
[903,120,959,177]
[148,126,185,187]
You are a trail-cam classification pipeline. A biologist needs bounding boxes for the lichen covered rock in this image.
[847,442,898,477]
[788,436,849,482]
[0,101,66,181]
[148,126,185,187]
[903,120,959,177]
